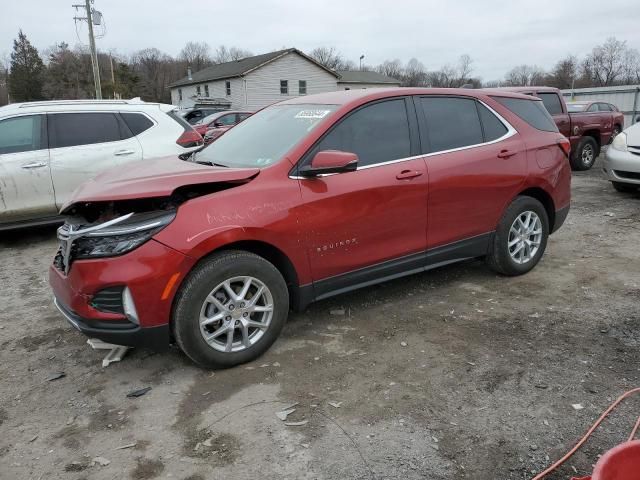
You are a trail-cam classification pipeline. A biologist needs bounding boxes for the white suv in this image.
[0,99,203,230]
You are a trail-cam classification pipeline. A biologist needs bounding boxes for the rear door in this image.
[296,98,429,296]
[48,112,143,208]
[537,92,570,137]
[0,114,56,222]
[418,96,527,249]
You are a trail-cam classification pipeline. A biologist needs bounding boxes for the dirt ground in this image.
[1,155,639,480]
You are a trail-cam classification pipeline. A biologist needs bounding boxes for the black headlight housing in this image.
[73,210,176,259]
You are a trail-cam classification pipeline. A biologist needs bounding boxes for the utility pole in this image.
[73,0,102,99]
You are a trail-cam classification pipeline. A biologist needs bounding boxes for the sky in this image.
[1,0,640,81]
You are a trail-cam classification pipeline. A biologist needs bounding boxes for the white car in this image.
[0,99,203,230]
[604,121,640,192]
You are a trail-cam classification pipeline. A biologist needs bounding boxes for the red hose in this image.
[532,387,640,480]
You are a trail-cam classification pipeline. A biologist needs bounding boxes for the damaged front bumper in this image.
[49,238,196,351]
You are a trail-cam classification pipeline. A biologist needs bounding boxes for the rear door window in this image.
[121,112,154,136]
[420,97,483,152]
[0,115,45,154]
[310,99,411,167]
[492,97,558,132]
[49,113,123,148]
[536,92,563,115]
[476,103,508,142]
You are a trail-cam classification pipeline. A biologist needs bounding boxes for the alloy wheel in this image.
[198,276,274,353]
[582,144,595,167]
[508,211,543,265]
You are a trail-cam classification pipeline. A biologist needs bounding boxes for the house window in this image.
[225,81,231,96]
[298,80,307,95]
[178,89,182,101]
[280,80,288,95]
[196,85,201,96]
[204,84,209,97]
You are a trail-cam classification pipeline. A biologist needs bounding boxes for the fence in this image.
[561,85,640,127]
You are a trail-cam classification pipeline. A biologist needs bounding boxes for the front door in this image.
[47,112,143,208]
[295,98,429,298]
[0,114,56,223]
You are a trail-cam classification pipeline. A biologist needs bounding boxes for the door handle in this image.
[497,150,516,159]
[21,162,47,169]
[114,149,135,156]
[396,170,423,180]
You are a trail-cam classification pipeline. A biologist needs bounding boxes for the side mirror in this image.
[299,150,358,177]
[213,122,224,128]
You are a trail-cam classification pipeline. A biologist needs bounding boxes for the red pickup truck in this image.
[497,87,624,170]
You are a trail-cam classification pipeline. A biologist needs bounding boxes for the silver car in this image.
[604,121,640,192]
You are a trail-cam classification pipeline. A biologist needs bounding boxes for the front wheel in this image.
[172,251,289,368]
[486,196,549,276]
[570,137,598,171]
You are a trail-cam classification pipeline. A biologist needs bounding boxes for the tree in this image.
[504,64,546,86]
[212,45,253,64]
[581,37,638,87]
[9,30,45,101]
[377,59,403,79]
[308,46,352,71]
[179,41,212,71]
[546,55,579,89]
[401,58,427,87]
[131,48,175,102]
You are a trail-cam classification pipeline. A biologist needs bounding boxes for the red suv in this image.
[49,88,571,368]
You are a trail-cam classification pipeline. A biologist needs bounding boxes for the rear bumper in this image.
[54,297,170,350]
[552,204,570,234]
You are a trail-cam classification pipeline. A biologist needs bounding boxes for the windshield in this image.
[196,104,338,168]
[567,103,587,112]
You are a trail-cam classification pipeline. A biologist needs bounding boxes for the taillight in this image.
[176,129,203,148]
[557,137,571,158]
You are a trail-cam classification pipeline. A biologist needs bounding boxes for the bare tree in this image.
[504,64,546,86]
[179,41,211,71]
[308,46,351,70]
[427,55,476,87]
[402,58,427,87]
[546,55,579,89]
[212,45,253,64]
[377,59,403,79]
[581,37,638,86]
[131,48,175,102]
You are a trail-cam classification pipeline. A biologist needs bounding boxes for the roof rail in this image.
[17,98,146,108]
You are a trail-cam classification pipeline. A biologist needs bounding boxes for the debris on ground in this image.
[284,420,308,426]
[87,338,131,368]
[400,341,408,347]
[91,457,111,467]
[126,387,152,398]
[328,401,342,408]
[115,443,137,450]
[572,403,584,410]
[330,308,345,316]
[276,408,296,421]
[46,372,65,382]
[29,435,38,442]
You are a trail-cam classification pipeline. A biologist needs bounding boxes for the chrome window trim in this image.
[289,98,517,179]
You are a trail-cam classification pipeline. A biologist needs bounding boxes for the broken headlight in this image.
[74,210,176,259]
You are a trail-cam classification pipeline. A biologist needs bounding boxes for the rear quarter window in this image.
[492,97,558,133]
[536,93,563,115]
[121,112,154,136]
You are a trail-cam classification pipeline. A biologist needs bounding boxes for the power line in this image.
[72,0,103,99]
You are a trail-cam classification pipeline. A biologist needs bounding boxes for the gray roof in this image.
[336,70,401,85]
[169,48,339,88]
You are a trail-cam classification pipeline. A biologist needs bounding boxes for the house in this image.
[336,70,402,90]
[168,48,400,110]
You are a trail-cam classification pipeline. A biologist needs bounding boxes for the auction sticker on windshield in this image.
[294,109,332,119]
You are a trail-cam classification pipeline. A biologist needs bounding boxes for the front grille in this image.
[90,287,125,314]
[614,170,640,180]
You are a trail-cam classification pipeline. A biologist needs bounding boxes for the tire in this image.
[486,196,549,276]
[570,136,598,171]
[612,181,638,193]
[172,250,289,368]
[609,125,621,144]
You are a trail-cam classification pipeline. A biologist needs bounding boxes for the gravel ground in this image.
[1,156,639,480]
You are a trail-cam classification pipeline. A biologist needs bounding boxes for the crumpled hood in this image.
[62,156,260,210]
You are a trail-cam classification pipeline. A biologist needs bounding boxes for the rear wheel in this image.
[570,136,598,171]
[486,196,549,276]
[612,181,638,193]
[173,251,289,368]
